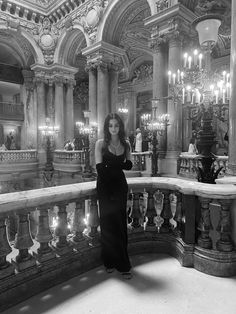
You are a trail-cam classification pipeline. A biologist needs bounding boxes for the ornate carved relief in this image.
[76,0,108,43]
[132,63,153,84]
[31,17,60,64]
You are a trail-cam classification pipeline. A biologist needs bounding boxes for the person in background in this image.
[128,130,135,152]
[95,113,133,280]
[134,128,142,152]
[0,143,7,150]
[188,138,198,154]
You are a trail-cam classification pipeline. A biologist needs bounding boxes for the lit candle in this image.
[188,56,192,69]
[172,73,176,85]
[182,88,185,104]
[191,91,194,104]
[222,71,226,83]
[183,53,188,67]
[180,71,184,83]
[168,71,171,84]
[193,49,198,65]
[199,53,203,69]
[222,89,226,104]
[177,69,180,83]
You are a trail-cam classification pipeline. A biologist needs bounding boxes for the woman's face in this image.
[108,119,120,136]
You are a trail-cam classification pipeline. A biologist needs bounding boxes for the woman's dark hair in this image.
[189,138,195,144]
[103,113,128,150]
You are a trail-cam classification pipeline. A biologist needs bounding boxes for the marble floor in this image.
[2,253,236,314]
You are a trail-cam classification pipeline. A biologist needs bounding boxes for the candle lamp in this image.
[39,117,59,182]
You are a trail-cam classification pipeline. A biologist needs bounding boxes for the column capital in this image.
[66,78,76,88]
[54,75,66,87]
[149,34,167,53]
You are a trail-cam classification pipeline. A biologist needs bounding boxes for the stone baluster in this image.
[160,189,172,233]
[34,205,56,262]
[71,198,89,250]
[0,217,15,279]
[216,199,234,252]
[128,192,143,232]
[145,190,157,231]
[54,202,73,255]
[173,192,183,235]
[197,197,213,249]
[13,212,36,271]
[87,196,100,245]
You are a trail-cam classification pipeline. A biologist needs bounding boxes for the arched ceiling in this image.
[0,30,36,68]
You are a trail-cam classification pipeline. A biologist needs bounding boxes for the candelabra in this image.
[39,117,59,182]
[168,13,230,183]
[76,110,98,178]
[144,103,170,176]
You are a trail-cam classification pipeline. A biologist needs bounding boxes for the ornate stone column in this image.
[165,34,183,176]
[46,78,54,122]
[150,35,168,155]
[35,76,46,164]
[21,69,37,150]
[110,64,119,113]
[54,76,65,149]
[65,79,75,141]
[97,61,109,138]
[87,65,97,123]
[228,0,236,175]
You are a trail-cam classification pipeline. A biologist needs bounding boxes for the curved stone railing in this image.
[0,150,38,174]
[0,177,236,311]
[131,151,152,175]
[53,150,86,173]
[178,153,228,179]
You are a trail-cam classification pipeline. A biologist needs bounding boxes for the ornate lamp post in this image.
[38,117,59,183]
[76,110,98,178]
[168,11,230,183]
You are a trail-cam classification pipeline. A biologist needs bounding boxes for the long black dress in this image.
[96,146,131,272]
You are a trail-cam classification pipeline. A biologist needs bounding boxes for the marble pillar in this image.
[21,70,37,150]
[35,78,46,164]
[110,65,119,113]
[167,36,182,154]
[47,79,54,122]
[88,67,97,123]
[54,77,65,149]
[163,36,182,176]
[65,80,75,141]
[97,62,109,138]
[151,37,167,155]
[228,0,236,175]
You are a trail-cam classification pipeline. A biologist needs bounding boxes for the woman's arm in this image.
[95,139,103,164]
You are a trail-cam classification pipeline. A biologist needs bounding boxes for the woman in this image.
[95,113,133,279]
[135,128,142,152]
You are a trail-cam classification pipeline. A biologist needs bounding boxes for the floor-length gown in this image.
[96,146,131,272]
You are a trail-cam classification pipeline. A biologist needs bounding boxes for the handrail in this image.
[0,176,236,311]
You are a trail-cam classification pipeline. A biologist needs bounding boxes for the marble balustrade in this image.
[53,149,86,173]
[0,177,236,311]
[131,151,152,174]
[178,153,228,179]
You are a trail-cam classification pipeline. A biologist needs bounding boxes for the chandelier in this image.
[168,12,229,183]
